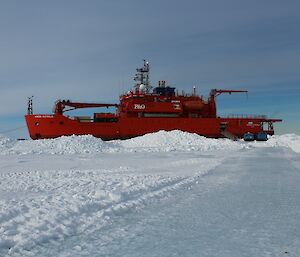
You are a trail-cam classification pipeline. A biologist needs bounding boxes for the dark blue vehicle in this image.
[255,132,268,141]
[243,132,255,141]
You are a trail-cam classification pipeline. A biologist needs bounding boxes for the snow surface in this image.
[0,131,300,256]
[256,133,300,154]
[1,130,246,155]
[1,131,299,155]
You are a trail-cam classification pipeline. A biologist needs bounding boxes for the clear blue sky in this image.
[0,0,299,138]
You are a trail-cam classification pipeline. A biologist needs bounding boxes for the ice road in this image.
[0,131,299,257]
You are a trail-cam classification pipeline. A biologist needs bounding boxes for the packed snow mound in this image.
[117,130,243,152]
[1,131,300,155]
[266,134,300,153]
[2,135,116,155]
[247,134,300,154]
[0,131,244,155]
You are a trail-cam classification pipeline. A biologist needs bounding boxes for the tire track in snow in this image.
[0,156,223,257]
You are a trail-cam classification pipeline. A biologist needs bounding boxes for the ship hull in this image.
[25,114,274,140]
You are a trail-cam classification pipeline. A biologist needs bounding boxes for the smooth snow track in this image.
[45,147,300,257]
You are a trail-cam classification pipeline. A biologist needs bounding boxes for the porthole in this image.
[35,122,39,126]
[59,121,64,125]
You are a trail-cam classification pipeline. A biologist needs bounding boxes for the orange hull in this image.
[25,114,276,140]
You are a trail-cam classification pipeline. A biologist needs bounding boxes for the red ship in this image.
[25,60,282,141]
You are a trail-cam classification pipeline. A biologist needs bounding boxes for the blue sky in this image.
[0,0,299,138]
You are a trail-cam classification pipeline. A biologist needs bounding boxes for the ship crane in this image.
[54,100,118,114]
[210,89,248,97]
[208,89,248,118]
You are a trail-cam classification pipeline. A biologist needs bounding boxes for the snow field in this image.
[0,131,299,256]
[0,169,178,255]
[251,134,300,153]
[0,152,222,256]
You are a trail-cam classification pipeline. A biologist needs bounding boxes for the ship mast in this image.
[27,96,34,115]
[134,59,151,93]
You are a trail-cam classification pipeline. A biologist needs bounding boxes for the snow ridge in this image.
[0,131,244,155]
[1,131,300,155]
[248,133,300,154]
[266,134,300,153]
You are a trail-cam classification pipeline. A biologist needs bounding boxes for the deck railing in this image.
[225,114,267,119]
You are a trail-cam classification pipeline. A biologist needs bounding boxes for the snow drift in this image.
[247,133,300,154]
[117,130,244,152]
[266,134,300,153]
[0,131,299,155]
[0,131,244,155]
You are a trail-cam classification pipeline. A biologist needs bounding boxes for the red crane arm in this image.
[54,100,118,114]
[210,89,248,97]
